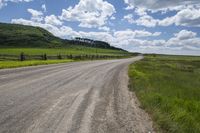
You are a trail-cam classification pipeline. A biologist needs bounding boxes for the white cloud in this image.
[158,17,175,26]
[98,26,110,32]
[167,36,200,49]
[135,15,157,27]
[116,30,200,55]
[42,4,46,12]
[124,14,158,27]
[159,8,200,27]
[110,16,116,20]
[163,30,200,50]
[27,8,43,16]
[124,0,200,12]
[114,29,161,39]
[0,0,32,9]
[135,7,147,16]
[125,7,200,28]
[123,14,134,24]
[45,15,63,26]
[112,29,200,54]
[60,0,115,28]
[173,8,200,27]
[123,0,200,28]
[174,30,197,40]
[27,8,43,22]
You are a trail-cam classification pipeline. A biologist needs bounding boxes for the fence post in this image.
[20,52,25,61]
[69,54,72,59]
[58,54,62,59]
[43,53,47,60]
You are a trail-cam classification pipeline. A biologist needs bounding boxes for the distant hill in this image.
[0,23,126,51]
[0,23,64,48]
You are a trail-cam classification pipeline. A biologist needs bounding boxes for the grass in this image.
[128,55,200,133]
[0,47,128,56]
[0,47,131,69]
[0,59,73,69]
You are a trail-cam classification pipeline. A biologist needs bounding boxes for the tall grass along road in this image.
[0,56,153,133]
[129,55,200,132]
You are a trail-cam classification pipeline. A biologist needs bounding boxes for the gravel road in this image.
[0,56,153,133]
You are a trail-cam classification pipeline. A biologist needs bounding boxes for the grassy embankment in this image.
[129,55,200,133]
[0,47,128,56]
[0,59,73,69]
[0,48,129,69]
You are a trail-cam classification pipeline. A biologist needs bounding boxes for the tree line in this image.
[65,37,126,51]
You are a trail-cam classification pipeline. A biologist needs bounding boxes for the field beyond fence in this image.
[0,53,128,61]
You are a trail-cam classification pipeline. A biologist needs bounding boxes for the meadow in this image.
[0,47,128,56]
[0,47,132,69]
[0,59,74,69]
[129,55,200,133]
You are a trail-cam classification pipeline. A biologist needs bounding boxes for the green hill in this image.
[0,23,64,48]
[0,23,126,51]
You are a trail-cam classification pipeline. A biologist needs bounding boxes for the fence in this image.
[0,52,128,61]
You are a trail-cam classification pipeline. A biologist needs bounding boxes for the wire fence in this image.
[0,53,129,61]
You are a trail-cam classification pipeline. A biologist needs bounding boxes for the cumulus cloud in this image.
[174,30,197,40]
[59,0,115,28]
[134,7,147,16]
[114,29,200,54]
[124,0,200,12]
[98,26,110,32]
[114,29,161,39]
[125,7,200,28]
[27,8,43,22]
[168,30,199,50]
[45,15,63,26]
[124,13,158,27]
[173,8,200,27]
[112,29,200,53]
[42,4,46,12]
[123,0,200,28]
[158,8,200,27]
[135,15,157,27]
[166,30,200,50]
[123,14,134,24]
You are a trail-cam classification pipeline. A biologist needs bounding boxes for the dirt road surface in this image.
[0,56,153,133]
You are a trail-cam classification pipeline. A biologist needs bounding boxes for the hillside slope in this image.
[0,23,64,48]
[0,23,125,51]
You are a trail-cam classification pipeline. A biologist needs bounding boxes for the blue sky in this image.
[0,0,200,55]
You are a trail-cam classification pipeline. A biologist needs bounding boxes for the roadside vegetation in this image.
[129,55,200,133]
[0,47,128,56]
[0,59,73,69]
[0,48,131,69]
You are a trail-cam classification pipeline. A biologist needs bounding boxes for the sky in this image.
[0,0,200,55]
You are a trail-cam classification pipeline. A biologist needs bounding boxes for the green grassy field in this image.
[0,59,73,69]
[0,47,130,69]
[129,55,200,133]
[0,47,128,56]
[0,47,131,69]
